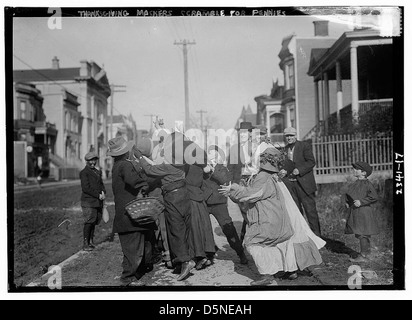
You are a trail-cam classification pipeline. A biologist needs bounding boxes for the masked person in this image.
[203,145,248,265]
[219,147,325,286]
[79,151,106,252]
[107,137,154,287]
[134,133,196,281]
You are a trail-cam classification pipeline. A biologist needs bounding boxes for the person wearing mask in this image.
[134,133,196,281]
[203,145,248,265]
[107,137,154,286]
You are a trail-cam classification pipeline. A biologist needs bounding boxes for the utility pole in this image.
[174,39,196,131]
[109,84,127,140]
[144,114,158,136]
[196,109,207,133]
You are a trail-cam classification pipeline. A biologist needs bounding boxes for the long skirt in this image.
[189,200,216,259]
[246,181,325,275]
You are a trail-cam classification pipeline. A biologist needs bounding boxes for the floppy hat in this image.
[352,161,373,177]
[259,147,282,173]
[284,127,297,136]
[85,151,99,161]
[136,137,154,158]
[106,137,134,157]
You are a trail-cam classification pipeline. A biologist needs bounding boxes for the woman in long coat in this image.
[220,147,325,286]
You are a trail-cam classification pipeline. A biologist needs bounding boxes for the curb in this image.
[26,249,92,287]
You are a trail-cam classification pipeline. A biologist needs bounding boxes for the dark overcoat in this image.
[286,140,317,195]
[111,158,152,234]
[79,166,106,208]
[202,164,232,205]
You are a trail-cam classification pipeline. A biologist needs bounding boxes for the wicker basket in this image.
[125,197,164,225]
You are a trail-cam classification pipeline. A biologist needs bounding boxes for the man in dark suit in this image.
[79,151,106,251]
[279,127,322,237]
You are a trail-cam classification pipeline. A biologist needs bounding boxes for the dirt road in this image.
[22,192,394,289]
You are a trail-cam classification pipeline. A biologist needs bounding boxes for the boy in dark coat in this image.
[79,151,106,251]
[345,162,379,263]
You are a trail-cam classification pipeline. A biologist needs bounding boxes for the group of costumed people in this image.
[98,120,325,286]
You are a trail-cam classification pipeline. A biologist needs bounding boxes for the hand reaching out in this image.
[218,182,232,197]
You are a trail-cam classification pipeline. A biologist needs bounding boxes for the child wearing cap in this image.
[344,161,379,262]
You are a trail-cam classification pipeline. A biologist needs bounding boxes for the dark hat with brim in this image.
[107,137,134,157]
[85,151,99,161]
[352,161,373,177]
[239,122,254,132]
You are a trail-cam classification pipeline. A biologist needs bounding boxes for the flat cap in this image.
[352,161,373,177]
[85,151,99,161]
[284,127,297,136]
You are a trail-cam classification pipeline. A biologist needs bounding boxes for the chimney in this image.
[313,20,329,36]
[52,56,60,69]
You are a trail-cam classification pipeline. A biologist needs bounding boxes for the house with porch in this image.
[307,28,393,137]
[307,28,393,182]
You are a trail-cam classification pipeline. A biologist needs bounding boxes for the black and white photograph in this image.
[4,2,407,299]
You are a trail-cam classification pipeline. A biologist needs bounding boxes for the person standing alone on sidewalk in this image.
[279,127,322,237]
[80,151,106,252]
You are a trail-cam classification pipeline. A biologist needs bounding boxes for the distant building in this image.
[14,57,111,178]
[255,80,284,145]
[234,105,257,129]
[108,113,137,142]
[13,82,57,178]
[277,20,352,140]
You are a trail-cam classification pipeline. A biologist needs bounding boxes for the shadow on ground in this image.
[322,237,359,258]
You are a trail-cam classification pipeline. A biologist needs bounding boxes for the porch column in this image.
[336,61,343,129]
[314,81,320,129]
[350,44,359,119]
[266,108,271,133]
[323,71,330,135]
[286,106,291,128]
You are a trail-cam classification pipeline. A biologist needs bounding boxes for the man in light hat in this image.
[79,151,106,251]
[279,127,322,237]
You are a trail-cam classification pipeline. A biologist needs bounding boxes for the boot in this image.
[82,224,94,251]
[89,225,96,249]
[360,236,371,258]
[222,222,248,265]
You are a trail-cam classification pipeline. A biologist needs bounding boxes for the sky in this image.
[12,14,354,132]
